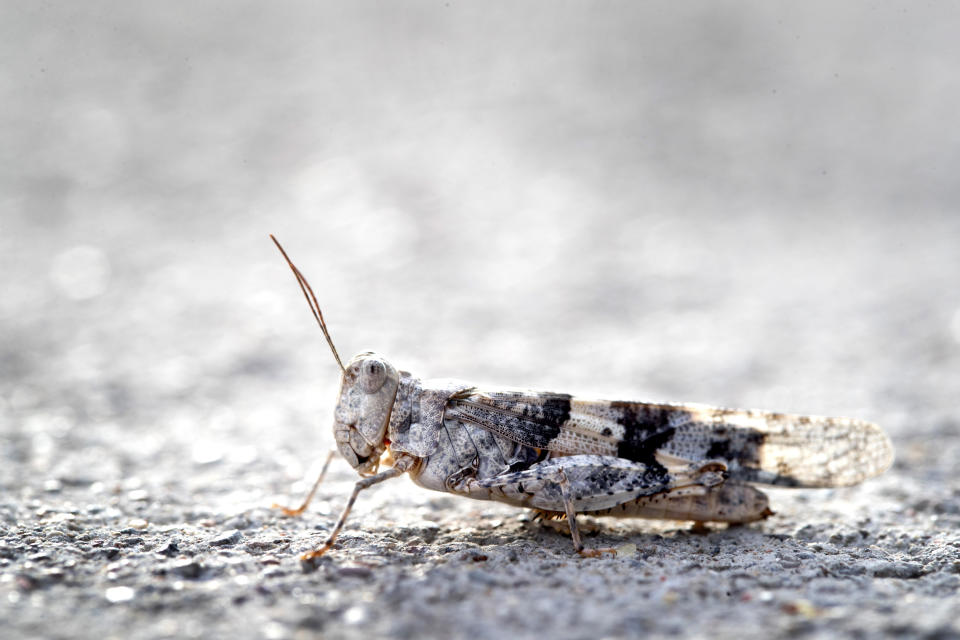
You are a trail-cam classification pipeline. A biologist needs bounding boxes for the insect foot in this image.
[578,547,618,558]
[272,450,338,517]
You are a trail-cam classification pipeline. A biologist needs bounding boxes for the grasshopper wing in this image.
[446,391,893,488]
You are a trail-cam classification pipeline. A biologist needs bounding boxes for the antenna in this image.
[270,234,346,373]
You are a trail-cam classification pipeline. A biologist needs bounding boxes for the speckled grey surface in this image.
[3,3,960,639]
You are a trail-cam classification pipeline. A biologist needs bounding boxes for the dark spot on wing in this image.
[478,393,572,449]
[617,427,677,479]
[539,393,573,426]
[702,428,802,486]
[611,402,676,435]
[706,429,765,465]
[612,402,690,478]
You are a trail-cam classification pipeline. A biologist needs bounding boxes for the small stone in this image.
[467,569,498,586]
[297,612,326,631]
[42,568,65,583]
[243,539,279,552]
[337,564,374,579]
[105,586,135,603]
[101,547,121,560]
[223,515,251,530]
[262,621,287,639]
[0,543,23,560]
[15,574,40,592]
[863,560,925,579]
[127,518,149,530]
[170,559,203,579]
[155,540,179,557]
[781,599,819,619]
[342,606,367,625]
[191,443,223,465]
[209,530,242,547]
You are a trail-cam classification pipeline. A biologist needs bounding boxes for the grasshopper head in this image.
[333,352,400,475]
[268,238,400,476]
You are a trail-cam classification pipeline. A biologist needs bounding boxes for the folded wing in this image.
[446,391,893,488]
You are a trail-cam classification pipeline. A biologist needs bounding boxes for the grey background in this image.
[2,2,959,639]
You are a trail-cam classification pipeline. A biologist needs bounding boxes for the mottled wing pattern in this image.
[446,391,893,488]
[661,404,893,487]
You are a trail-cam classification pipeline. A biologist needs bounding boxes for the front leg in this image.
[273,449,338,516]
[301,454,416,562]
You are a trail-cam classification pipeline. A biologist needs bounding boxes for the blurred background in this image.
[2,1,959,500]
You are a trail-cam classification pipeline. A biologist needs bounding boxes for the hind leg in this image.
[594,482,773,524]
[461,454,726,556]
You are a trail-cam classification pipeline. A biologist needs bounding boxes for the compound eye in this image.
[358,358,387,394]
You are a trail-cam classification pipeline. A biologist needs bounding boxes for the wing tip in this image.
[753,416,895,488]
[818,419,895,487]
[865,420,895,479]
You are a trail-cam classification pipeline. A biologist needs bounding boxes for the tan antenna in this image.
[270,234,346,373]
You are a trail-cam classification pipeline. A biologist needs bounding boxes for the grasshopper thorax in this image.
[333,352,400,476]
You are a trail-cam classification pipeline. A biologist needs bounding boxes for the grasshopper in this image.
[270,236,894,559]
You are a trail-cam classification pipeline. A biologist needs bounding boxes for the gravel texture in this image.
[3,3,960,639]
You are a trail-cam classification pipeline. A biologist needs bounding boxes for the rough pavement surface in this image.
[3,3,960,639]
